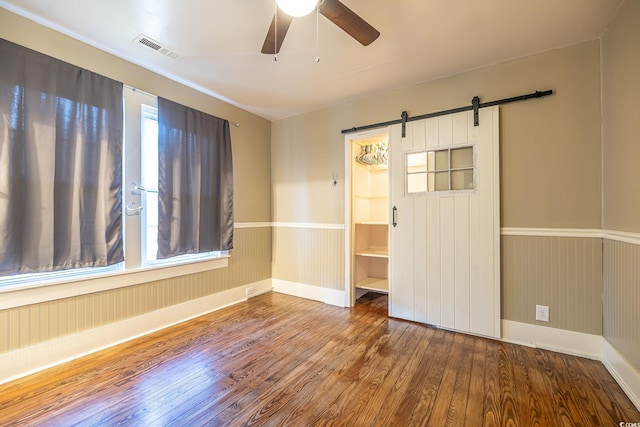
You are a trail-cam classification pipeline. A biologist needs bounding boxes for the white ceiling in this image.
[0,0,623,120]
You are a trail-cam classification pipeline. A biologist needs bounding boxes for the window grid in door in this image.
[406,146,475,194]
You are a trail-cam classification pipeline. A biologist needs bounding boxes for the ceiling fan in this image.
[261,0,380,54]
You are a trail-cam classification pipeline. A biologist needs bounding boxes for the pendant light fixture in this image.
[276,0,318,17]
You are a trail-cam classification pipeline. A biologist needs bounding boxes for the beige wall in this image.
[272,41,604,324]
[273,41,602,228]
[601,0,640,373]
[271,115,346,225]
[602,0,640,233]
[0,9,272,351]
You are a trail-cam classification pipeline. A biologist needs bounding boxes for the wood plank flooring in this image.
[0,291,638,426]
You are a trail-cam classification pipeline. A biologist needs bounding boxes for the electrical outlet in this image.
[535,304,549,322]
[246,286,255,297]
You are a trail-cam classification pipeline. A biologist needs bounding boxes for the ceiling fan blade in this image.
[319,0,380,46]
[261,9,294,54]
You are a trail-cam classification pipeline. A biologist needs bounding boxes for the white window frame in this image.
[140,104,159,264]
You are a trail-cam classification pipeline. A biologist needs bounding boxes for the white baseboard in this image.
[2,286,638,412]
[501,320,603,360]
[502,320,640,411]
[0,279,272,385]
[272,279,346,307]
[602,340,640,411]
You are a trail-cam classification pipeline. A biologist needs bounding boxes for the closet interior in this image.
[350,136,389,299]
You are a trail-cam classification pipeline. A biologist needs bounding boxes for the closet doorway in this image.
[344,130,391,309]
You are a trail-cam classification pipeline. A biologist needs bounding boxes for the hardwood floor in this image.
[0,292,638,426]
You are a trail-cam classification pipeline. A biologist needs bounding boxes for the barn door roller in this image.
[472,96,480,127]
[341,90,553,137]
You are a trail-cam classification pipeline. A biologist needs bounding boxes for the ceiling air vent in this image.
[134,34,180,59]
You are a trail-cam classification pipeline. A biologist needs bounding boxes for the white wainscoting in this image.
[0,279,272,385]
[3,224,639,410]
[501,227,640,410]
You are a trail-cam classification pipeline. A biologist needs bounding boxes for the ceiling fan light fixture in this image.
[276,0,318,17]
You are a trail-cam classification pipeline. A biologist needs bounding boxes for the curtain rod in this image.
[341,90,553,136]
[124,85,240,128]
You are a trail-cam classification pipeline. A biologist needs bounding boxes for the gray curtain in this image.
[0,38,123,275]
[157,97,233,259]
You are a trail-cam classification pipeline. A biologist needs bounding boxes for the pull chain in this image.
[315,2,320,63]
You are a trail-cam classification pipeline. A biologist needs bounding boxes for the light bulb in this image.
[276,0,318,17]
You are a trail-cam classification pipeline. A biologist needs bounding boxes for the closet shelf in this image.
[356,248,389,258]
[355,277,389,293]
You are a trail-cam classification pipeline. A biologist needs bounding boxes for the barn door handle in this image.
[392,206,398,227]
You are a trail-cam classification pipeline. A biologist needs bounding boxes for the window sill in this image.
[0,255,229,310]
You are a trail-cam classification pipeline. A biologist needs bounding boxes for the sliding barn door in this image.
[389,107,500,338]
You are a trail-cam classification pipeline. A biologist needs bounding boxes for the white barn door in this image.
[389,106,500,338]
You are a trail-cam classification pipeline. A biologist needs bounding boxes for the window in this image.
[0,38,124,288]
[0,85,124,288]
[156,96,234,259]
[406,146,475,194]
[0,80,229,291]
[138,104,224,265]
